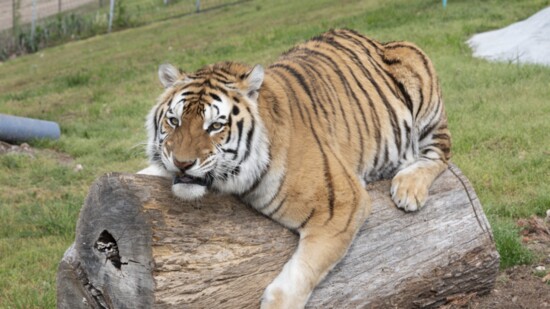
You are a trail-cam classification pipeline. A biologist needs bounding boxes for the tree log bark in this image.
[57,164,499,308]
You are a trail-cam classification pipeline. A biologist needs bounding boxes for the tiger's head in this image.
[145,62,270,200]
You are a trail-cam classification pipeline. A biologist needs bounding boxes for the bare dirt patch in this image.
[0,140,76,167]
[464,216,550,309]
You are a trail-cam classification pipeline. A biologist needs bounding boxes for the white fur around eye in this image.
[203,100,230,131]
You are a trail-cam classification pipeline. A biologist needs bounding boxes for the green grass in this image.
[1,0,550,306]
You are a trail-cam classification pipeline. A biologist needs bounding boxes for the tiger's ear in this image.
[158,64,183,88]
[244,65,264,99]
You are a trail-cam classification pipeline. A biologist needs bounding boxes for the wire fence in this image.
[0,0,243,61]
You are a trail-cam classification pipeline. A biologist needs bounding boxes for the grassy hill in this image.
[1,0,549,306]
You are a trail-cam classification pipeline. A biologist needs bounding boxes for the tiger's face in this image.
[145,62,269,200]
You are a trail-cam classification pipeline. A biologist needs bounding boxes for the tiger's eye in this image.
[211,122,222,130]
[168,117,178,126]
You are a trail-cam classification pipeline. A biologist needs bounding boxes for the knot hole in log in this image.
[94,230,126,270]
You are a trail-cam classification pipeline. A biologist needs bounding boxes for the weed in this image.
[63,71,91,88]
[491,218,534,269]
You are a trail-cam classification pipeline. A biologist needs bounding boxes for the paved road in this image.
[0,0,97,32]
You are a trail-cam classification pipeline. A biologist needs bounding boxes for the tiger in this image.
[139,28,451,308]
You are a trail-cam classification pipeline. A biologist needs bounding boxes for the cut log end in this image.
[57,164,499,308]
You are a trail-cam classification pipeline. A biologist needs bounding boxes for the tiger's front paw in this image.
[260,281,308,309]
[260,286,285,309]
[390,167,429,212]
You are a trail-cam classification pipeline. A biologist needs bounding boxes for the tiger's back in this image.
[271,29,450,181]
[246,29,451,226]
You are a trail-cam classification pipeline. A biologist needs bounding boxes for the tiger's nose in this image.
[173,158,195,172]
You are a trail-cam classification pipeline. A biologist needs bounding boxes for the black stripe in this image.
[432,133,450,140]
[293,58,339,136]
[385,43,433,81]
[396,81,414,114]
[265,196,287,217]
[240,160,271,197]
[312,44,378,170]
[152,106,161,140]
[235,120,244,148]
[240,118,255,163]
[328,150,359,234]
[385,42,434,120]
[211,72,232,84]
[297,209,315,230]
[230,166,240,177]
[210,93,221,101]
[421,99,443,133]
[152,152,162,165]
[423,142,449,151]
[218,67,233,76]
[269,64,335,219]
[270,63,330,121]
[258,173,286,210]
[212,104,219,116]
[419,121,439,141]
[418,101,443,142]
[220,121,232,148]
[324,36,402,150]
[291,46,368,173]
[410,70,426,120]
[308,119,335,220]
[332,30,406,106]
[221,148,237,155]
[292,49,354,141]
[217,85,230,97]
[232,105,240,115]
[269,69,306,124]
[322,38,406,167]
[261,87,285,124]
[403,120,412,158]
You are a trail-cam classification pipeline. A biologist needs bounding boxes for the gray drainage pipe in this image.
[0,114,61,143]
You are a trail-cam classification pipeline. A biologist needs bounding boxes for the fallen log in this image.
[57,164,499,308]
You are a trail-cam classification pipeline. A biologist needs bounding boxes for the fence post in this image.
[12,0,18,35]
[108,0,115,32]
[196,0,200,12]
[59,0,62,13]
[164,0,169,5]
[31,0,36,43]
